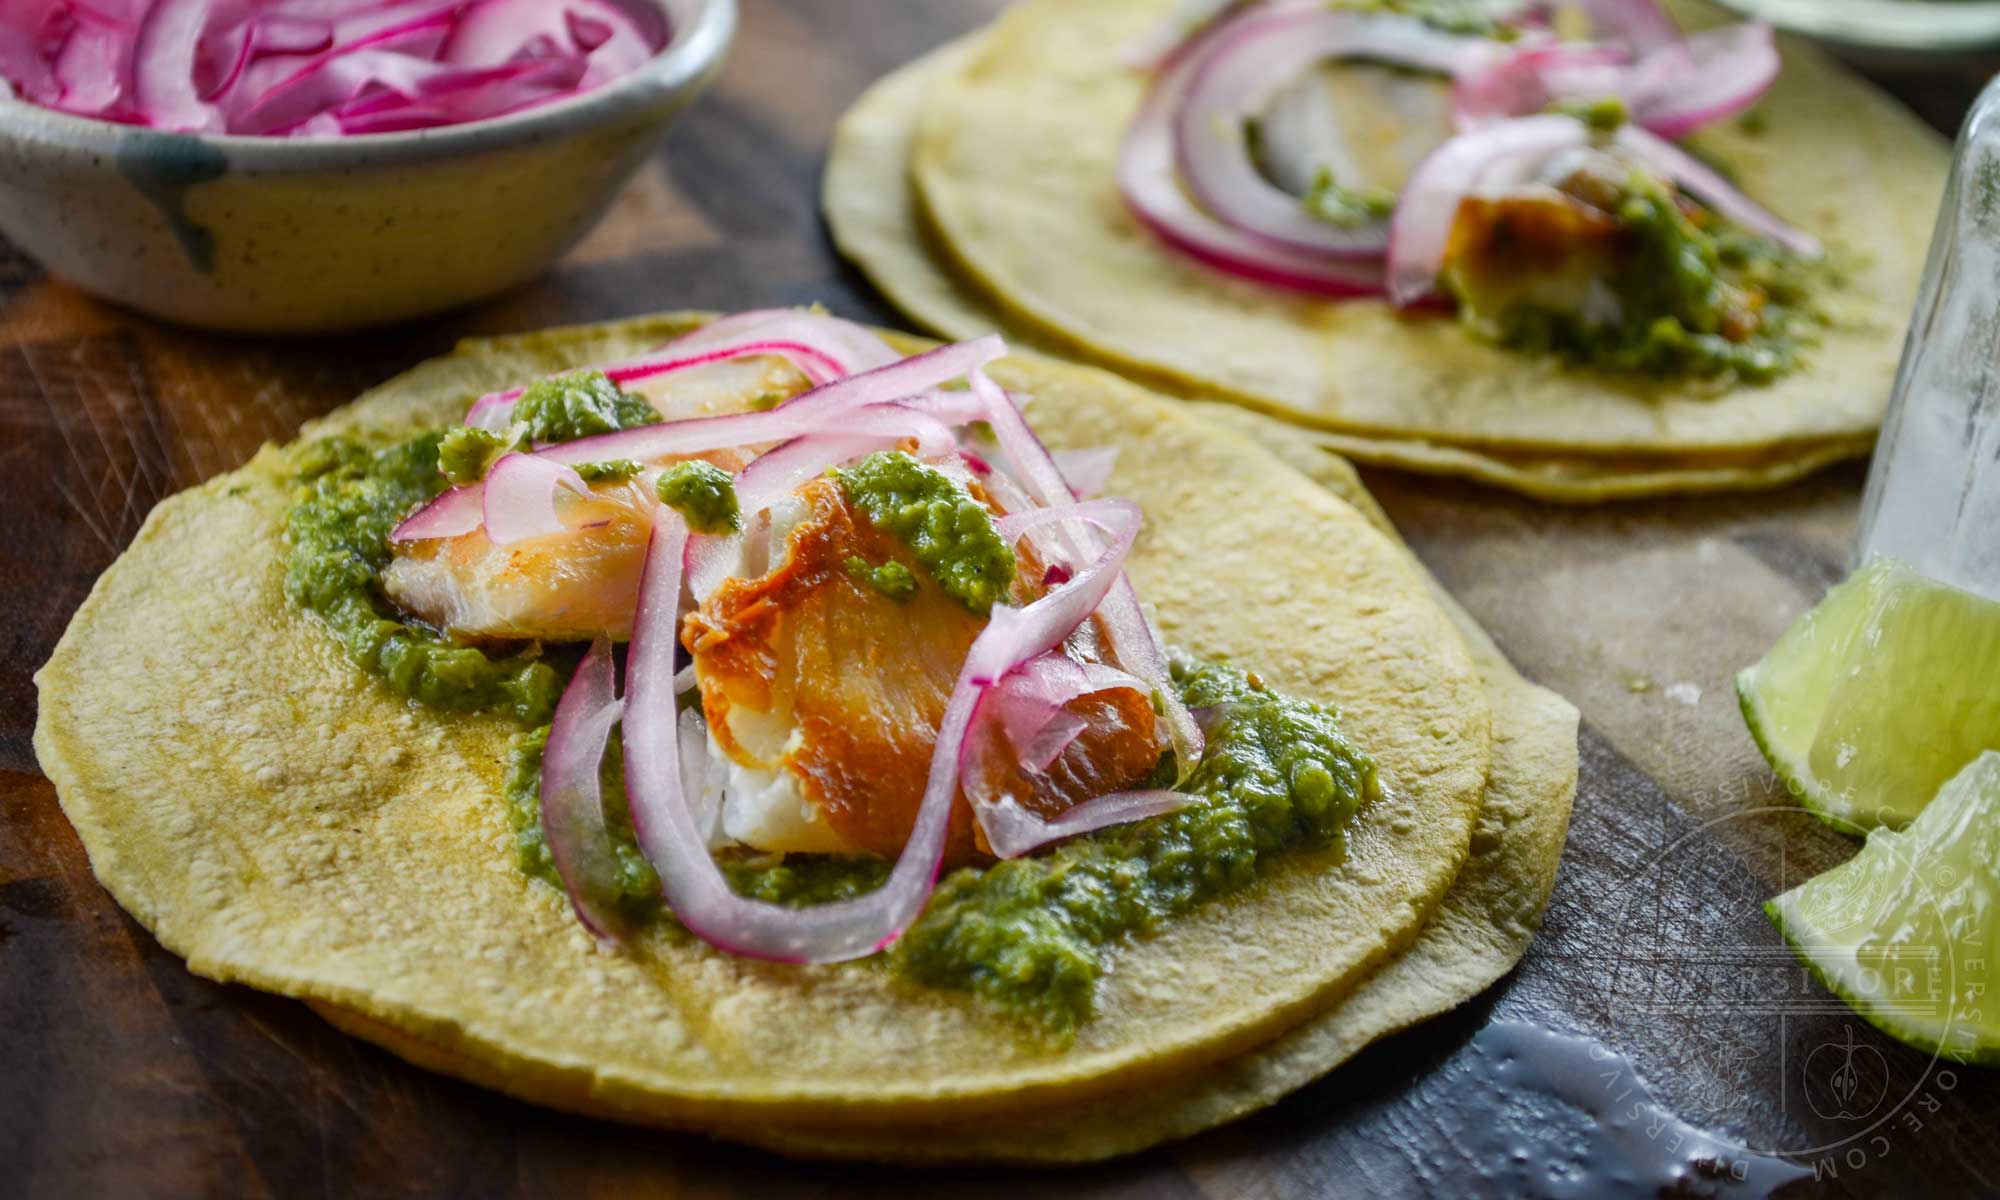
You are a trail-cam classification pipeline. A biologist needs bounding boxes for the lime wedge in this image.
[1737,556,2000,831]
[1767,751,2000,1065]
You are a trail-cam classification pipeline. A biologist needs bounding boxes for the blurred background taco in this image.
[825,0,1947,501]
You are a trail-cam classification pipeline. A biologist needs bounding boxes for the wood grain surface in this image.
[4,2,1998,1196]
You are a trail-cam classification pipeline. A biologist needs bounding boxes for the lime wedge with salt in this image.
[1737,555,2000,831]
[1767,751,2000,1065]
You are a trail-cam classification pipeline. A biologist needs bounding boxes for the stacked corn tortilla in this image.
[823,0,1948,502]
[36,315,1578,1161]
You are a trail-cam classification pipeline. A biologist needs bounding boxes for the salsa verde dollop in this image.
[501,654,1377,1036]
[1442,158,1825,382]
[835,450,1017,613]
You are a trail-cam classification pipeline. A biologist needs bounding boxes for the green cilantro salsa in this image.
[835,450,1015,613]
[575,459,644,483]
[655,461,741,534]
[898,656,1376,1032]
[437,426,521,486]
[1303,167,1396,230]
[844,555,918,600]
[500,654,1376,1036]
[436,371,658,487]
[1443,164,1825,382]
[1333,0,1514,36]
[1547,95,1629,133]
[513,370,661,443]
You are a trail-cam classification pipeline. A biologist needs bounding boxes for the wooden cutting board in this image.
[3,2,1995,1195]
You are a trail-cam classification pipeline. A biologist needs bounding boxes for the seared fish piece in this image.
[383,355,800,642]
[685,476,1161,864]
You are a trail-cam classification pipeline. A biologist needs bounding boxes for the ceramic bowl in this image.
[0,0,734,333]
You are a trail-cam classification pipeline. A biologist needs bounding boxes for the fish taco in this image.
[826,0,1946,497]
[36,310,1572,1152]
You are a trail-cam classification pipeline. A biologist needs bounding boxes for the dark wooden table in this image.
[4,3,1997,1196]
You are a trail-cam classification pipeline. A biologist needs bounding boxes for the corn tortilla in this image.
[306,379,1579,1165]
[35,314,1492,1131]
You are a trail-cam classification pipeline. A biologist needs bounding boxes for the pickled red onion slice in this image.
[970,370,1205,786]
[1452,23,1779,142]
[971,788,1190,861]
[984,653,1152,773]
[1612,123,1819,256]
[478,452,595,545]
[1051,447,1119,500]
[2,0,669,135]
[1386,113,1589,306]
[463,340,850,432]
[1119,24,1387,297]
[465,309,897,429]
[539,637,630,941]
[1173,8,1495,258]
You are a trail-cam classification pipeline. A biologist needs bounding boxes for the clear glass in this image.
[1719,0,2000,51]
[1855,73,2000,600]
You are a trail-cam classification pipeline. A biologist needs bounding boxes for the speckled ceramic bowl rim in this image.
[0,0,736,168]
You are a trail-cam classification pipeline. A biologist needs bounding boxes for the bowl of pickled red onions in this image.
[0,0,733,332]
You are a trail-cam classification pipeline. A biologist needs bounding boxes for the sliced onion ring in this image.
[541,336,1005,469]
[463,307,903,429]
[1174,7,1497,258]
[134,0,225,133]
[1623,23,1780,143]
[956,502,1169,855]
[1612,123,1819,256]
[539,638,630,942]
[1051,446,1119,500]
[226,7,468,133]
[733,408,952,512]
[971,790,1190,861]
[969,500,1143,687]
[481,452,592,545]
[665,309,902,375]
[985,653,1151,773]
[1387,113,1589,306]
[1567,0,1680,51]
[1119,35,1386,297]
[1452,42,1628,131]
[1453,24,1779,143]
